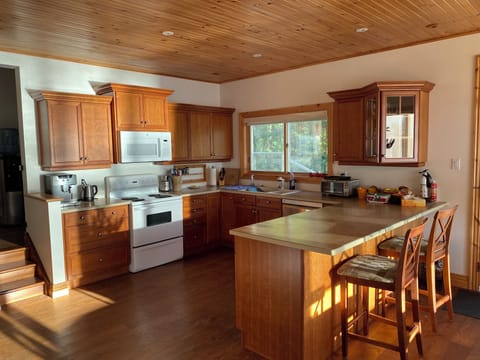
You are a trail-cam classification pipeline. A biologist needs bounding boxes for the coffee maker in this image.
[44,173,79,206]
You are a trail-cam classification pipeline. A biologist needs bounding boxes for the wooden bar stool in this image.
[377,205,457,332]
[337,219,427,360]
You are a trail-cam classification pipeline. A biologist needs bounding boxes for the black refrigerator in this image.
[0,155,24,225]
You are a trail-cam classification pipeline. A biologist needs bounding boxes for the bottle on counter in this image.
[430,180,438,202]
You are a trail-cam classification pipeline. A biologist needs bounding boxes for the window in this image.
[245,108,329,175]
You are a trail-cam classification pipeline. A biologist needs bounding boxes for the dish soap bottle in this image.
[289,172,296,190]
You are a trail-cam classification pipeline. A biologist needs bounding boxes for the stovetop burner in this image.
[148,193,173,199]
[121,197,145,202]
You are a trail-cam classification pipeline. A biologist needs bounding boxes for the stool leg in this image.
[340,277,348,358]
[426,260,437,332]
[395,288,408,360]
[362,285,369,335]
[411,279,424,356]
[443,256,454,321]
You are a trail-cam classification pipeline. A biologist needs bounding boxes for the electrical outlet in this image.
[450,158,461,171]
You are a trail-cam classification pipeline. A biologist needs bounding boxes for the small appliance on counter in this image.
[159,175,173,192]
[44,173,80,206]
[321,176,360,197]
[80,179,98,201]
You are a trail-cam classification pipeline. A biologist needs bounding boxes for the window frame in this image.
[239,102,334,183]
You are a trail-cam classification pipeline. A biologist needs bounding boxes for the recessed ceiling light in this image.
[252,53,263,58]
[356,27,369,33]
[162,30,175,36]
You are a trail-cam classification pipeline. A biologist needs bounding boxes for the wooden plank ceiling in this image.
[1,0,479,83]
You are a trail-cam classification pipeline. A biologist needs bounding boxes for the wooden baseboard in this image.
[48,281,70,298]
[451,272,469,290]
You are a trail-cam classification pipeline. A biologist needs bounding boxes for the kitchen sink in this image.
[222,185,265,192]
[266,189,300,195]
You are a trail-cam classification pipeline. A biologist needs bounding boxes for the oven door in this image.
[131,199,183,247]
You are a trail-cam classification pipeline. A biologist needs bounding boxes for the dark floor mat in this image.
[453,289,480,319]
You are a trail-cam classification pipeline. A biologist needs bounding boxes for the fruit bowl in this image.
[366,193,391,204]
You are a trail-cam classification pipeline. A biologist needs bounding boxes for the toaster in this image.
[321,176,360,197]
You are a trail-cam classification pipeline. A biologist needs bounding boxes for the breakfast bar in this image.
[230,200,446,360]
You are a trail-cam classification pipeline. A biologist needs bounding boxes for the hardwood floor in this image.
[0,248,479,359]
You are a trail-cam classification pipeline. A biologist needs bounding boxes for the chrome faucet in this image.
[250,174,255,186]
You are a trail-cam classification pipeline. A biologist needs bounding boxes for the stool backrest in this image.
[426,205,458,263]
[396,218,428,292]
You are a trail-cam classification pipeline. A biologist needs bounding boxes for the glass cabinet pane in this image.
[384,95,416,160]
[364,95,378,161]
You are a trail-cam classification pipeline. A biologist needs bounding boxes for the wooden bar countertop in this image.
[230,199,446,255]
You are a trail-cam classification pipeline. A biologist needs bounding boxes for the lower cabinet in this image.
[62,205,130,288]
[220,193,283,246]
[183,193,221,256]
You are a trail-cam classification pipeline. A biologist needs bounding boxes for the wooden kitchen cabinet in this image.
[220,192,236,245]
[183,195,208,256]
[32,91,113,171]
[95,83,174,131]
[183,193,221,256]
[234,193,257,227]
[206,193,220,247]
[62,205,130,288]
[328,81,434,166]
[256,196,282,222]
[168,103,234,163]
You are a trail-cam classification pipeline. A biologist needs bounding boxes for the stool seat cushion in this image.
[337,254,398,284]
[378,236,428,256]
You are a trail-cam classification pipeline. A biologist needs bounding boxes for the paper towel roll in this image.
[207,167,217,186]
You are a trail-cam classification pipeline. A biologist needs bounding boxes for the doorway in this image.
[0,66,25,245]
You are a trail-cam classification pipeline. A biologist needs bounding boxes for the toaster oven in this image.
[321,176,360,197]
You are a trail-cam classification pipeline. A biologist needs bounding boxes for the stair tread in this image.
[0,259,32,272]
[0,239,22,252]
[0,277,44,295]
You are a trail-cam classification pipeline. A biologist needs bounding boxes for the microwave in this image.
[321,176,359,197]
[119,131,172,163]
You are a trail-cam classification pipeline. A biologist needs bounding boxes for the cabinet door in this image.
[211,112,233,160]
[220,193,236,245]
[47,101,84,168]
[364,94,380,163]
[190,111,212,160]
[81,102,113,167]
[256,196,282,222]
[333,98,364,162]
[143,93,168,130]
[168,108,189,161]
[207,193,220,246]
[381,92,419,163]
[114,90,143,129]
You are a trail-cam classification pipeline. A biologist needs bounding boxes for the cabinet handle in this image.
[84,156,88,160]
[99,258,103,262]
[79,215,86,221]
[111,211,116,215]
[97,232,103,237]
[79,157,83,160]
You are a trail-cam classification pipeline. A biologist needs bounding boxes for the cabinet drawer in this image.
[256,196,282,209]
[183,205,207,220]
[68,244,129,277]
[63,205,129,227]
[183,213,207,227]
[183,195,207,209]
[234,193,256,205]
[65,229,129,253]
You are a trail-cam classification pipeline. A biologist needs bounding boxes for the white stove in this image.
[105,174,183,273]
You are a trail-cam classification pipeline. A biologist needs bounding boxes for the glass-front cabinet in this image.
[328,81,434,167]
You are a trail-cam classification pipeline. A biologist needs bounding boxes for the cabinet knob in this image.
[99,258,103,262]
[97,232,103,237]
[84,156,88,160]
[80,215,86,221]
[111,211,116,215]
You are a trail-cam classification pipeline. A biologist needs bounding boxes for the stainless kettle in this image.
[81,179,98,201]
[159,175,173,192]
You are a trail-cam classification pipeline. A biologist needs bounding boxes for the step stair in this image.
[0,239,45,309]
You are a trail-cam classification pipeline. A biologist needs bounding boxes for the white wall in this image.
[0,51,222,195]
[221,34,480,277]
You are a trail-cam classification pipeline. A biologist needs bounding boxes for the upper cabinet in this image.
[94,83,174,131]
[168,103,234,163]
[32,91,113,171]
[328,81,434,167]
